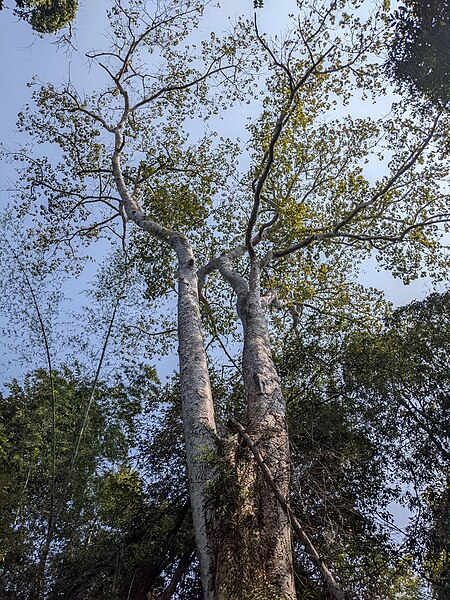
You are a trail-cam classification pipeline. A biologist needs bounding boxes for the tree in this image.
[387,0,450,104]
[7,0,450,597]
[0,367,142,599]
[1,0,78,34]
[343,292,450,599]
[0,365,203,600]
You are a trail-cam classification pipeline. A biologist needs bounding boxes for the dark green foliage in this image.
[0,368,139,598]
[48,468,194,600]
[46,375,196,600]
[278,329,403,599]
[272,293,449,598]
[0,367,199,600]
[344,292,450,599]
[1,292,447,599]
[387,0,450,104]
[12,0,77,34]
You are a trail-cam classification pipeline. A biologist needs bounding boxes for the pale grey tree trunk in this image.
[211,261,295,600]
[173,236,219,600]
[114,135,295,597]
[113,137,220,598]
[239,265,295,598]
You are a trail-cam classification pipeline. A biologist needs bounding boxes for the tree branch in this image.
[198,213,279,295]
[216,255,249,298]
[160,550,195,600]
[111,128,173,245]
[273,113,444,260]
[129,61,237,114]
[246,37,334,260]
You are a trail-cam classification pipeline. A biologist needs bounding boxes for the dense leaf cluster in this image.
[1,0,78,33]
[343,292,449,599]
[387,0,450,104]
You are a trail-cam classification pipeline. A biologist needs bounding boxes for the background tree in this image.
[277,291,450,599]
[1,0,77,34]
[5,0,450,597]
[343,292,450,599]
[0,367,144,598]
[387,0,450,105]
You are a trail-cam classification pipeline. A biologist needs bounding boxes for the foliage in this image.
[0,305,447,598]
[277,317,407,599]
[387,0,450,104]
[0,367,143,598]
[5,0,79,34]
[343,292,450,599]
[272,293,449,598]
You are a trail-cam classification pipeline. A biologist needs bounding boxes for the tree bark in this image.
[212,262,296,600]
[173,236,219,600]
[230,419,348,600]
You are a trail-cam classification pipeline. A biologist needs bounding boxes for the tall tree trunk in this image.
[173,236,219,600]
[113,128,294,597]
[213,262,295,600]
[112,134,220,597]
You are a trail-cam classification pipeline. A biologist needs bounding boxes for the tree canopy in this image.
[1,0,78,33]
[387,0,450,104]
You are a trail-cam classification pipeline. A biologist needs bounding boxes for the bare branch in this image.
[333,113,442,232]
[247,111,287,260]
[63,88,114,132]
[129,61,237,114]
[60,213,121,243]
[198,214,278,295]
[255,15,294,92]
[124,324,177,337]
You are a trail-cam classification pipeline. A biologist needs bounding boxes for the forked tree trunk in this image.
[114,132,295,598]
